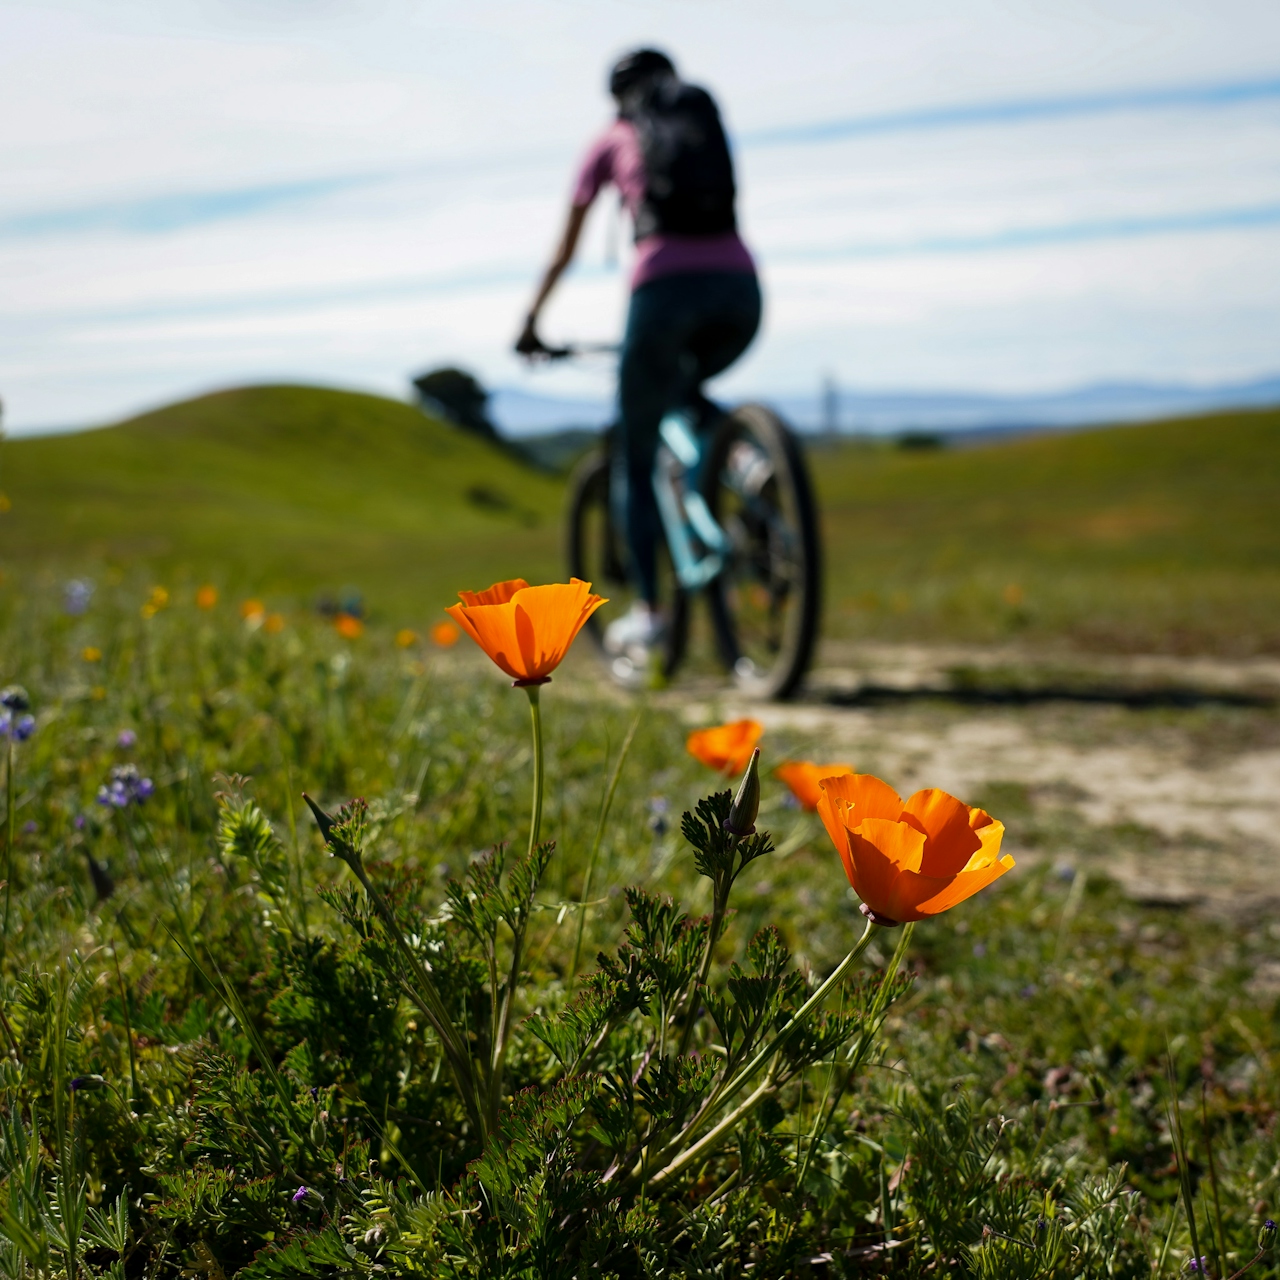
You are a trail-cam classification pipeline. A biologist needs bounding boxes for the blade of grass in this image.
[1166,1047,1205,1278]
[570,713,640,983]
[1202,1084,1228,1280]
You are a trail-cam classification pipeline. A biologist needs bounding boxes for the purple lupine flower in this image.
[63,580,93,615]
[292,1186,309,1203]
[95,764,154,809]
[1,686,30,712]
[1187,1258,1208,1273]
[1267,1220,1276,1231]
[116,729,137,749]
[14,716,34,742]
[74,814,87,831]
[22,821,36,835]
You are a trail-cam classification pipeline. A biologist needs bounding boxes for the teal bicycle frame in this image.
[652,408,731,591]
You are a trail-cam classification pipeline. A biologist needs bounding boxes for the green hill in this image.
[813,405,1280,653]
[1,385,1277,652]
[0,385,565,620]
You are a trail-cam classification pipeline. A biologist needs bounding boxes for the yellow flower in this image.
[82,646,102,663]
[395,628,419,648]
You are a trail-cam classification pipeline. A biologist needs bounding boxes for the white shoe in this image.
[603,602,665,666]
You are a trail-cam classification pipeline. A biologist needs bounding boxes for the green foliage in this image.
[0,581,1278,1276]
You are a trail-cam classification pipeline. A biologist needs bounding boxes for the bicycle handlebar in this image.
[520,341,621,362]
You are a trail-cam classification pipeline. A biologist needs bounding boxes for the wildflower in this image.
[74,815,86,831]
[334,613,364,639]
[64,579,93,615]
[140,586,169,619]
[82,646,102,663]
[430,620,460,648]
[69,1074,106,1092]
[96,764,154,809]
[396,628,419,648]
[648,796,670,836]
[775,760,855,812]
[22,821,36,835]
[686,719,763,775]
[117,729,137,749]
[196,584,218,609]
[264,612,285,634]
[1186,1257,1208,1273]
[1,687,29,713]
[446,578,605,684]
[0,713,35,743]
[292,1186,310,1204]
[240,599,266,628]
[816,774,1014,926]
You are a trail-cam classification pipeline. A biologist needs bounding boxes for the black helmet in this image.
[609,48,675,99]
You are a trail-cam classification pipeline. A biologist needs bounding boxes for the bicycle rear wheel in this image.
[566,447,689,680]
[701,404,822,699]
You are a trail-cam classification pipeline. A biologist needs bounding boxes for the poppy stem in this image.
[523,683,544,860]
[647,915,887,1189]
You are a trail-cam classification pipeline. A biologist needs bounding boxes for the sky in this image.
[3,0,1280,435]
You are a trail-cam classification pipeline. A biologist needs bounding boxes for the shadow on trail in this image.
[815,682,1277,711]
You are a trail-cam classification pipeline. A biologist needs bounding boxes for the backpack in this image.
[624,78,737,240]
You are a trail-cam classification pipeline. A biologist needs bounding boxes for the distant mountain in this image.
[490,374,1280,440]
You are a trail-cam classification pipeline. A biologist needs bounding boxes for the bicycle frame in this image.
[652,408,731,590]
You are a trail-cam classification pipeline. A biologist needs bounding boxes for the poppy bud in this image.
[303,794,338,846]
[725,748,761,837]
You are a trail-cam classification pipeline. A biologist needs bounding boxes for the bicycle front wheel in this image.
[566,447,689,680]
[701,404,822,699]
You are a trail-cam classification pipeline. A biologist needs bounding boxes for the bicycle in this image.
[549,346,822,699]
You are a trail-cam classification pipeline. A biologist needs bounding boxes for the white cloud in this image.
[2,0,1280,431]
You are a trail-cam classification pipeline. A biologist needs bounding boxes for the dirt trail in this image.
[674,642,1280,911]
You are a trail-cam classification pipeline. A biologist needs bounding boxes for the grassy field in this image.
[2,385,1277,653]
[814,407,1280,655]
[0,584,1277,1275]
[1,388,1279,1273]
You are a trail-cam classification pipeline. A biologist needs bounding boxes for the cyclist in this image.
[516,48,761,668]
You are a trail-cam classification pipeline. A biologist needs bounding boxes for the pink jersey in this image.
[571,118,755,290]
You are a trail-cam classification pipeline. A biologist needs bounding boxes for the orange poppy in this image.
[240,598,265,621]
[196,585,218,610]
[816,774,1013,925]
[445,578,606,684]
[430,620,460,648]
[776,760,855,812]
[334,613,364,639]
[264,612,285,634]
[686,719,764,775]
